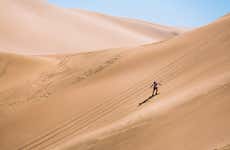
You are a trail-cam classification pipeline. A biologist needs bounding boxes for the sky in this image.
[48,0,230,28]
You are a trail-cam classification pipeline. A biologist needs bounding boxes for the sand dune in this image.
[56,14,230,150]
[0,0,182,54]
[0,1,230,150]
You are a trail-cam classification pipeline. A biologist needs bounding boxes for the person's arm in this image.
[150,83,153,87]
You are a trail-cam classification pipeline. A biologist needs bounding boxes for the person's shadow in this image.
[138,95,154,106]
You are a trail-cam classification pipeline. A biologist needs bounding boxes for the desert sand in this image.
[0,0,182,54]
[0,1,230,150]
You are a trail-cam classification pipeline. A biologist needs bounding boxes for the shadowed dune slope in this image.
[0,52,55,90]
[0,0,182,54]
[0,13,229,150]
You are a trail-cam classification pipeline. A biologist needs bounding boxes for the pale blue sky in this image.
[48,0,230,27]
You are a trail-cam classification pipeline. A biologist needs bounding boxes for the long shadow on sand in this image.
[138,95,155,106]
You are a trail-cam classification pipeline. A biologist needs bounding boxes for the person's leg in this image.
[153,88,156,96]
[156,88,158,95]
[152,88,155,96]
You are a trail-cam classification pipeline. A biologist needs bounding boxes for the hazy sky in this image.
[48,0,230,27]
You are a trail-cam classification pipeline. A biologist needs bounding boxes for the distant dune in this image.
[0,0,182,54]
[0,1,229,150]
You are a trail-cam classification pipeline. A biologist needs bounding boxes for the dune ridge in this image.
[0,0,182,54]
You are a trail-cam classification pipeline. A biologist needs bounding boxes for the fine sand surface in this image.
[216,145,230,150]
[0,1,230,150]
[0,0,182,54]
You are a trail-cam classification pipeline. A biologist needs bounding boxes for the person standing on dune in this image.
[151,80,161,96]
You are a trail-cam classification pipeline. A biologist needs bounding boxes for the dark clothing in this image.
[151,81,159,96]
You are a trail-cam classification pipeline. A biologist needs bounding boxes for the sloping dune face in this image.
[0,0,181,54]
[0,14,229,150]
[56,15,230,150]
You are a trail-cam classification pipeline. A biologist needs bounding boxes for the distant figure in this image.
[139,80,162,106]
[151,80,161,96]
